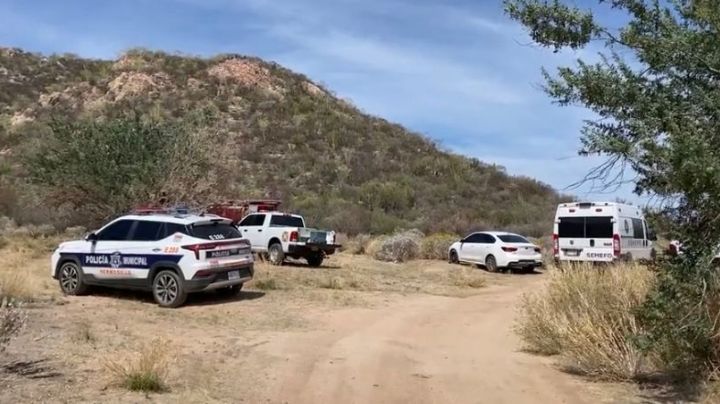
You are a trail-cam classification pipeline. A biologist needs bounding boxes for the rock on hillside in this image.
[0,47,567,235]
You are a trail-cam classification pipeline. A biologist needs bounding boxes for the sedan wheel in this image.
[449,250,459,264]
[485,255,498,273]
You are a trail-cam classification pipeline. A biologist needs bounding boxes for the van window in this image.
[558,217,585,238]
[632,218,645,239]
[558,216,613,238]
[586,217,613,238]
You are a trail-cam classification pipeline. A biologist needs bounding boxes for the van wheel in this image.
[485,255,498,273]
[268,243,285,266]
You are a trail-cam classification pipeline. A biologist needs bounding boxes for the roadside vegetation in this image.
[105,339,171,393]
[516,264,655,380]
[505,0,720,398]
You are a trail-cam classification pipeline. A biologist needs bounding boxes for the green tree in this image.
[505,0,720,378]
[24,114,216,225]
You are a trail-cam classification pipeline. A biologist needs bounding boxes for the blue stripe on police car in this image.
[62,252,182,269]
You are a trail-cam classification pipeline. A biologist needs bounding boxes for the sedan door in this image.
[476,233,497,262]
[458,233,482,263]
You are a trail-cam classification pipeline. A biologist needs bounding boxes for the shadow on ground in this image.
[82,287,266,307]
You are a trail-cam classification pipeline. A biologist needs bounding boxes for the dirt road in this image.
[260,275,602,404]
[2,257,641,403]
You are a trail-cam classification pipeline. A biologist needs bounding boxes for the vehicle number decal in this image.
[209,234,226,240]
[164,246,179,253]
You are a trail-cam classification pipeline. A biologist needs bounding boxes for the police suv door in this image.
[83,219,134,281]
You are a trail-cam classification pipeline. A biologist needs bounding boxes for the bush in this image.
[343,234,373,255]
[420,233,458,260]
[105,339,170,393]
[0,298,26,352]
[516,264,655,380]
[372,230,423,263]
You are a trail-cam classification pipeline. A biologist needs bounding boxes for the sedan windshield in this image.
[497,234,530,243]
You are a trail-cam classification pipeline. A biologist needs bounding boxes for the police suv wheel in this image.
[268,243,285,266]
[58,261,89,295]
[152,270,188,308]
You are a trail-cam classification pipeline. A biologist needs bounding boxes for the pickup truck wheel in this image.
[268,243,285,266]
[306,253,324,268]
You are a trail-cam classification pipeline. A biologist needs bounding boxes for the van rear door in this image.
[557,216,615,261]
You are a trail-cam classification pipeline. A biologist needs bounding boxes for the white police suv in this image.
[51,211,254,308]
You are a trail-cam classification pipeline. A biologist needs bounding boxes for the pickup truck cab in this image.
[237,212,340,267]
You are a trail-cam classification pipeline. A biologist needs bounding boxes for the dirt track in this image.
[262,275,600,404]
[1,259,643,403]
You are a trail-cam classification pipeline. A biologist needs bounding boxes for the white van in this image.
[553,202,656,263]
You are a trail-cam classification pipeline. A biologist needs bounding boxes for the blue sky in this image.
[0,0,641,202]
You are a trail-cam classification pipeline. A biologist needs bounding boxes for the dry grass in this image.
[73,320,96,344]
[249,253,486,297]
[420,233,458,260]
[105,339,171,393]
[0,235,62,302]
[516,263,655,381]
[343,234,374,255]
[0,298,27,352]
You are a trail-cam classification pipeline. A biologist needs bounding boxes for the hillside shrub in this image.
[420,234,458,260]
[516,264,655,380]
[372,230,423,263]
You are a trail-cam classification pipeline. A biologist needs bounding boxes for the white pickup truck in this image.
[236,211,340,267]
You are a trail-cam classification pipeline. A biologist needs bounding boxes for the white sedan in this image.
[448,231,543,272]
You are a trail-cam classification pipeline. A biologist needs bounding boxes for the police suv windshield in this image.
[189,221,241,240]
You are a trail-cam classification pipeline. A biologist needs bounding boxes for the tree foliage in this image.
[24,113,218,225]
[505,0,720,378]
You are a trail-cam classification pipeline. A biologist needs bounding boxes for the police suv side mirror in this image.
[85,232,98,242]
[648,231,658,241]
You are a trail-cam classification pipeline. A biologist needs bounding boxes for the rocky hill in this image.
[0,47,566,236]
